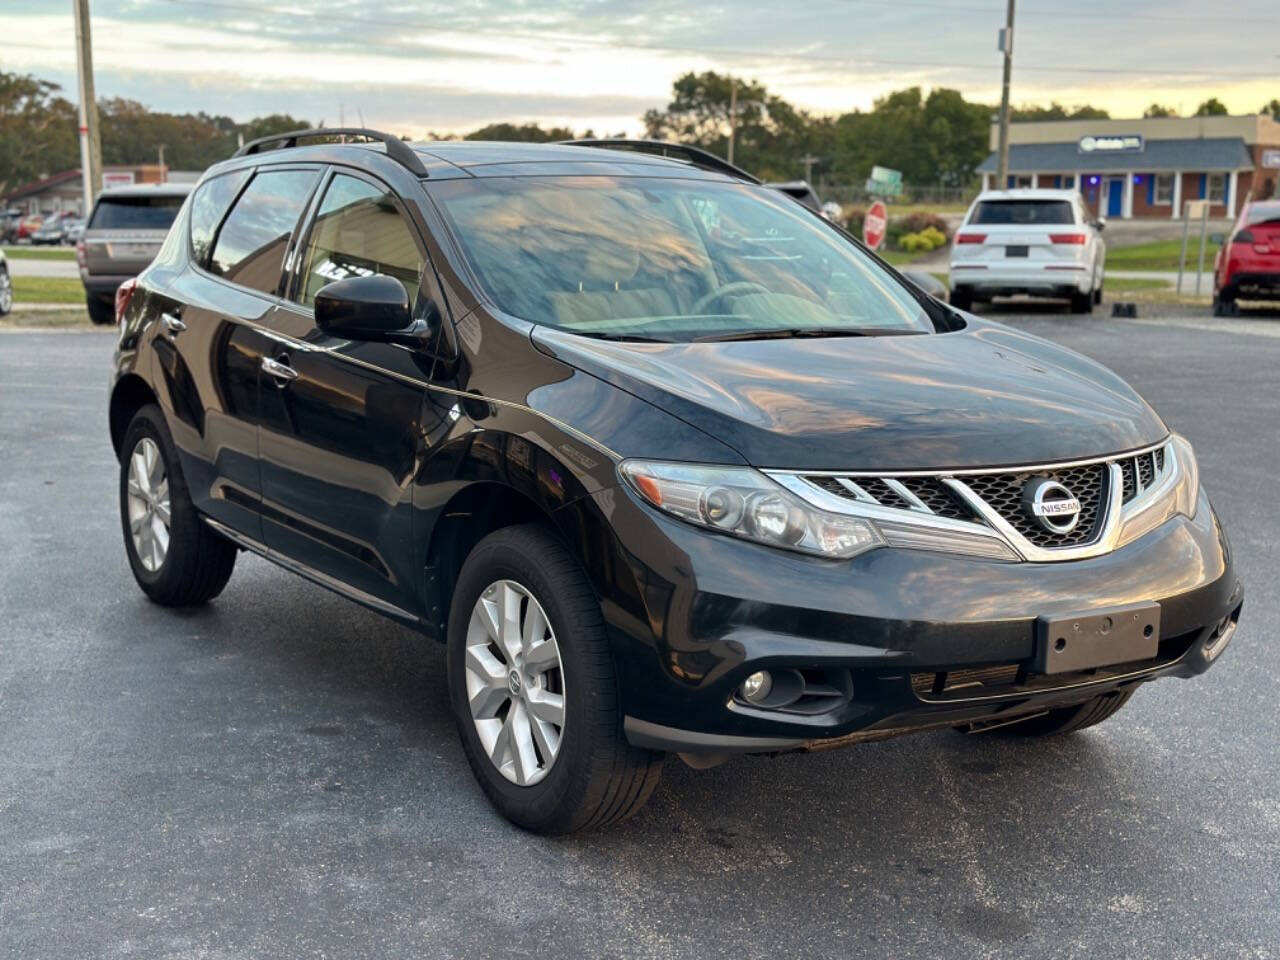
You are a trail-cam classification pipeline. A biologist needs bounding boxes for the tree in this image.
[1194,98,1229,117]
[0,70,78,196]
[1012,102,1109,121]
[1261,99,1280,120]
[464,122,584,142]
[1144,104,1177,118]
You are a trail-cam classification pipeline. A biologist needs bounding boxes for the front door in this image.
[1107,177,1125,217]
[258,170,443,615]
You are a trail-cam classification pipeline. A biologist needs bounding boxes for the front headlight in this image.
[1116,434,1200,547]
[619,461,883,559]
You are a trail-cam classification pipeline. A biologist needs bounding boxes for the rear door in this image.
[154,165,322,543]
[84,192,186,278]
[257,168,444,616]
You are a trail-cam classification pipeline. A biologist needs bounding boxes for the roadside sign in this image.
[866,165,903,198]
[863,201,888,250]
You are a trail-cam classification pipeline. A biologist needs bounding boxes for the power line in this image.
[140,0,1278,80]
[833,0,1280,25]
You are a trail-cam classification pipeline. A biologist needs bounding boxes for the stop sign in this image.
[863,200,888,250]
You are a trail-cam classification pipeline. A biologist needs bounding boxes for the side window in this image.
[295,174,424,308]
[209,169,318,295]
[189,170,249,266]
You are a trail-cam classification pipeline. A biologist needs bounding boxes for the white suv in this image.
[949,189,1105,314]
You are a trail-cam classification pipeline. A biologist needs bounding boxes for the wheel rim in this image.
[464,579,565,786]
[0,271,11,313]
[126,437,171,572]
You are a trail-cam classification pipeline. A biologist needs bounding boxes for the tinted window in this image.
[296,174,424,308]
[970,200,1075,225]
[1244,202,1280,227]
[431,176,930,340]
[210,169,318,294]
[189,170,249,266]
[88,194,185,230]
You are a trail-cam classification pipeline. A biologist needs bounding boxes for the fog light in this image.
[740,671,773,704]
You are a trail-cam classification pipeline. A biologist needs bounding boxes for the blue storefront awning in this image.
[976,137,1254,174]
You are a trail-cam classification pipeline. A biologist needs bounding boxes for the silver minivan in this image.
[79,184,190,324]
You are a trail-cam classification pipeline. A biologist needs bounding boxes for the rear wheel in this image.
[987,689,1135,737]
[120,405,237,605]
[87,296,114,326]
[1212,294,1238,317]
[950,287,974,311]
[1070,290,1093,314]
[0,266,12,316]
[447,524,663,834]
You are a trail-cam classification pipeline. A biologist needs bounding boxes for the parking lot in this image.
[1,309,1277,959]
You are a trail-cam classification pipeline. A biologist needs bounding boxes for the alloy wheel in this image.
[464,579,566,786]
[0,269,12,314]
[126,437,171,572]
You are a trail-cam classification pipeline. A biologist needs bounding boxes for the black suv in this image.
[110,130,1242,834]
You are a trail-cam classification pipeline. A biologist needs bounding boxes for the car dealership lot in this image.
[1,313,1277,959]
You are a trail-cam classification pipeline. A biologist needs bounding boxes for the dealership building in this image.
[977,114,1280,219]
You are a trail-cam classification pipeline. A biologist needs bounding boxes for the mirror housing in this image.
[315,274,438,347]
[1089,217,1107,232]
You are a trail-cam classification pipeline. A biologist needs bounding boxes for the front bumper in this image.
[580,486,1241,756]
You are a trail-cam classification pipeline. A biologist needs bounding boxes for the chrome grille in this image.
[1121,448,1165,504]
[962,462,1107,548]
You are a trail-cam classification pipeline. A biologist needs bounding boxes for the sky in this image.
[3,0,1278,137]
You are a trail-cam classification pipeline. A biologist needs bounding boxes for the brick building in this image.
[977,114,1280,219]
[3,163,197,217]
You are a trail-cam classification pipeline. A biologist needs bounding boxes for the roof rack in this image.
[232,127,428,177]
[559,139,761,185]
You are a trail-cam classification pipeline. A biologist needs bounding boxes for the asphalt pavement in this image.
[1,309,1278,959]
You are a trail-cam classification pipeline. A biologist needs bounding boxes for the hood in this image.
[531,320,1168,471]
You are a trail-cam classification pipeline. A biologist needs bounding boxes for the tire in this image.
[447,524,664,834]
[1070,290,1093,314]
[120,404,237,606]
[0,266,12,317]
[87,295,115,326]
[988,689,1135,737]
[1093,279,1103,306]
[950,287,973,312]
[1212,294,1237,317]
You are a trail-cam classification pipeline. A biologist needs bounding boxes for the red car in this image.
[1214,200,1280,315]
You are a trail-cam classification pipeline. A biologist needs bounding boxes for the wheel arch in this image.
[109,374,159,459]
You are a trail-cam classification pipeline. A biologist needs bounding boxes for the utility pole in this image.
[73,0,103,216]
[727,78,737,166]
[800,154,819,184]
[157,143,166,181]
[995,0,1016,190]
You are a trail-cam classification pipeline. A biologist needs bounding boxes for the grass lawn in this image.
[0,307,93,329]
[1105,239,1220,272]
[884,202,970,215]
[12,275,84,304]
[878,249,933,267]
[3,244,77,260]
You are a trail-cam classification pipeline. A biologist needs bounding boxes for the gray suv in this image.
[80,184,190,324]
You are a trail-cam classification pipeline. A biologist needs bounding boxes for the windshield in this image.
[89,194,185,230]
[430,176,932,341]
[970,200,1075,226]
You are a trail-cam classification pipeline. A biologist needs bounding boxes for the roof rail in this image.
[559,139,761,185]
[232,127,428,177]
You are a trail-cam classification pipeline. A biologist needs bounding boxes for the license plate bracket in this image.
[1006,244,1029,257]
[1034,602,1160,674]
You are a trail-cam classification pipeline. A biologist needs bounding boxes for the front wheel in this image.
[0,266,12,316]
[447,524,663,834]
[120,405,237,605]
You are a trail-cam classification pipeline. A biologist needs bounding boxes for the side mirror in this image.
[1090,217,1107,232]
[1208,233,1226,245]
[315,274,437,347]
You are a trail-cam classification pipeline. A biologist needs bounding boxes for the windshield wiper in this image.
[693,326,926,343]
[570,330,678,343]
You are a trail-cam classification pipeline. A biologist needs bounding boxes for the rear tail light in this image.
[114,277,138,325]
[1231,230,1255,244]
[75,240,86,269]
[955,233,986,244]
[1050,233,1087,244]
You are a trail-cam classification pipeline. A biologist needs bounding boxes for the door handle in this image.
[161,312,186,335]
[261,356,298,384]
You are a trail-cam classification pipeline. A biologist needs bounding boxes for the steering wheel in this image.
[690,281,771,315]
